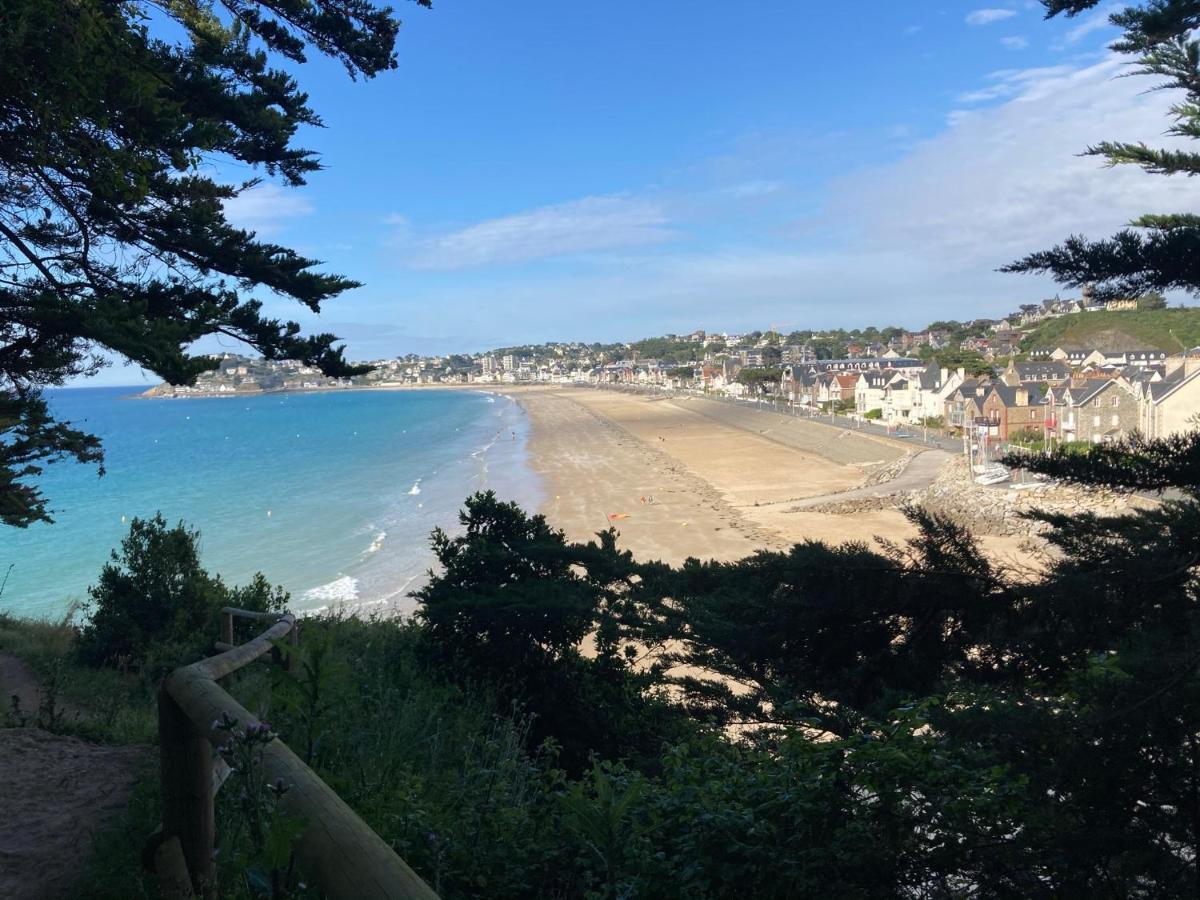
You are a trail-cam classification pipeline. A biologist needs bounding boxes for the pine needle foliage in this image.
[1004,1,1200,301]
[0,0,429,525]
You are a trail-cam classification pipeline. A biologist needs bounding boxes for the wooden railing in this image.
[153,607,439,899]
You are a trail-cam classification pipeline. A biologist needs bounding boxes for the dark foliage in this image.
[414,492,688,771]
[77,514,287,670]
[1002,428,1200,494]
[1005,1,1200,302]
[0,0,428,525]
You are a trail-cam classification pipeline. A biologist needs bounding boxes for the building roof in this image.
[1014,361,1071,382]
[987,383,1044,408]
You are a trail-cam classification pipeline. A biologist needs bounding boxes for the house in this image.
[1103,349,1168,366]
[856,370,904,416]
[1002,359,1072,386]
[1017,303,1045,325]
[738,348,765,368]
[781,344,816,365]
[945,379,991,432]
[1137,351,1200,437]
[1052,378,1140,444]
[782,365,817,404]
[913,362,964,422]
[1049,347,1107,368]
[960,336,990,354]
[980,383,1045,441]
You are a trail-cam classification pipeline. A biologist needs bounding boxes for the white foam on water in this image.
[408,479,421,495]
[301,574,359,608]
[364,529,387,555]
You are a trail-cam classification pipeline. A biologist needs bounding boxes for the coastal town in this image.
[154,291,1200,446]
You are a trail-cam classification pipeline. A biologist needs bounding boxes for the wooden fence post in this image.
[159,687,215,895]
[286,620,299,671]
[220,610,233,649]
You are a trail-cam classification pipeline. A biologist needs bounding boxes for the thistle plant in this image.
[212,713,305,898]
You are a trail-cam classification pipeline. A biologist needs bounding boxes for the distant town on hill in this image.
[143,295,1200,449]
[147,292,1199,397]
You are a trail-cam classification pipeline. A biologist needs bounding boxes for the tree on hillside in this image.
[1138,289,1168,309]
[735,367,783,396]
[0,0,429,526]
[1004,1,1200,300]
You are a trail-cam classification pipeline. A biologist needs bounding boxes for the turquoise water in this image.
[0,387,541,619]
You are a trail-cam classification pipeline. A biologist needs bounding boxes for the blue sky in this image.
[98,1,1193,383]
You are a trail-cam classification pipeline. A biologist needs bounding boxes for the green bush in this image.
[76,514,287,671]
[863,408,883,420]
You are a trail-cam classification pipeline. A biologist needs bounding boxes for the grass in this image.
[0,611,157,743]
[1020,307,1200,353]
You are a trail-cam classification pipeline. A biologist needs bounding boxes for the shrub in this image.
[76,514,286,670]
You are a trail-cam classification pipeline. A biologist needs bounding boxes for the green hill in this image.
[1020,308,1200,353]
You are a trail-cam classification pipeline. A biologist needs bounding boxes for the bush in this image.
[864,408,883,420]
[413,492,690,771]
[76,514,287,671]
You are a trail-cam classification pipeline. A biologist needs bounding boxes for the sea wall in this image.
[804,457,1153,537]
[916,458,1155,536]
[667,395,909,468]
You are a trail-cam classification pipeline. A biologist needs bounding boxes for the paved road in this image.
[788,449,953,509]
[586,386,966,453]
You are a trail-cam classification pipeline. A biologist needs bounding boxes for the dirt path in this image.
[0,654,148,900]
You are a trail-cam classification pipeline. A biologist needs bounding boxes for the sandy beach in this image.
[516,386,1033,568]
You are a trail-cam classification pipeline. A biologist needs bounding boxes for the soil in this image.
[0,654,149,900]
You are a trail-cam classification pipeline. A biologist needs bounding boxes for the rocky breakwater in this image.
[917,457,1156,538]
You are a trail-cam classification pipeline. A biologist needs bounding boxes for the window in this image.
[1112,414,1120,427]
[1111,395,1120,408]
[1093,415,1101,427]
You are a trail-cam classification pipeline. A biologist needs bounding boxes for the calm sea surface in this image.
[0,387,541,619]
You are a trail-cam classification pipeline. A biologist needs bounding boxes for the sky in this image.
[94,0,1196,384]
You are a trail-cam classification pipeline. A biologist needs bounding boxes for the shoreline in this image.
[129,381,487,400]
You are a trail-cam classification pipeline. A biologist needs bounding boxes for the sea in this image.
[0,387,542,620]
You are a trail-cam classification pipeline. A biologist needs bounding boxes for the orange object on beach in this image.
[608,512,630,520]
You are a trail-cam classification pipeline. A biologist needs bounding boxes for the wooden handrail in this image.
[158,609,438,898]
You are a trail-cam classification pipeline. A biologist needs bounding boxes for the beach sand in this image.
[517,387,1034,569]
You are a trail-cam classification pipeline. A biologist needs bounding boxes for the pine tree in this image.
[1003,1,1200,300]
[0,0,429,526]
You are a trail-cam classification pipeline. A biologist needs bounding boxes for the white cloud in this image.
[966,9,1017,26]
[340,50,1196,350]
[829,57,1188,270]
[405,53,1194,340]
[1056,4,1119,47]
[222,183,313,236]
[399,195,673,270]
[956,64,1077,104]
[1001,35,1029,50]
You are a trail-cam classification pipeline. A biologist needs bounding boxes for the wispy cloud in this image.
[832,57,1181,268]
[222,183,313,236]
[398,195,674,271]
[1054,3,1119,47]
[956,64,1076,104]
[966,8,1018,26]
[1001,35,1029,50]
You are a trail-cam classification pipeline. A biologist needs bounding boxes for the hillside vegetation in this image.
[4,474,1199,897]
[1020,307,1200,352]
